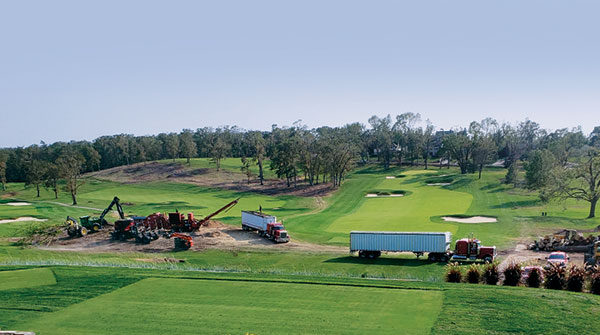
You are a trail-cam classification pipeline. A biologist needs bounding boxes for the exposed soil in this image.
[498,243,585,271]
[0,192,17,199]
[37,220,346,254]
[87,161,335,197]
[442,216,497,223]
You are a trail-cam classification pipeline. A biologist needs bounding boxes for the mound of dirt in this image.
[442,216,497,223]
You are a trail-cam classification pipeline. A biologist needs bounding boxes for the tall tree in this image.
[44,163,61,199]
[469,119,498,179]
[524,149,556,190]
[442,130,473,174]
[542,149,600,218]
[57,151,85,205]
[0,152,7,191]
[210,137,229,171]
[369,115,394,169]
[162,133,180,162]
[240,156,252,184]
[179,129,197,165]
[249,131,267,185]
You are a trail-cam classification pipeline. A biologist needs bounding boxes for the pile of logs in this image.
[529,229,600,252]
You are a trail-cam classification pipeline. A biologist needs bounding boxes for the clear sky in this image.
[1,0,599,147]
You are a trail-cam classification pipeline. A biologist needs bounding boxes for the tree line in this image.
[1,116,599,216]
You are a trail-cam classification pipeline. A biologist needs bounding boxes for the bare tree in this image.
[57,151,85,205]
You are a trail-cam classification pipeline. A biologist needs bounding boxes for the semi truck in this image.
[350,231,496,262]
[241,210,290,243]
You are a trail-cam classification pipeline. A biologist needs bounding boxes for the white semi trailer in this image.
[350,231,453,260]
[241,211,290,243]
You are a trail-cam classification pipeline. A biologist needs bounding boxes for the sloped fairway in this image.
[326,170,472,234]
[0,268,56,291]
[21,277,442,335]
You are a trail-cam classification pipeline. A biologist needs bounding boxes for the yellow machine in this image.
[585,241,600,265]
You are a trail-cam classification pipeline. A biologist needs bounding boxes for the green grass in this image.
[22,277,441,335]
[0,267,56,291]
[2,265,600,335]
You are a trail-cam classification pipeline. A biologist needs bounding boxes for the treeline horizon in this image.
[1,114,599,215]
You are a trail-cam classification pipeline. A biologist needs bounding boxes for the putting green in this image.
[21,278,443,335]
[326,170,472,234]
[0,268,57,291]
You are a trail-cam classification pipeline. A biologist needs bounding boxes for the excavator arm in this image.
[99,196,126,223]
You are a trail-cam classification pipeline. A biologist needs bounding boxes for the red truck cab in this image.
[266,223,290,243]
[452,238,496,263]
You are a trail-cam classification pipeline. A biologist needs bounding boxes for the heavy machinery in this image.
[66,196,125,237]
[529,229,599,252]
[585,241,600,266]
[349,231,496,262]
[241,210,290,243]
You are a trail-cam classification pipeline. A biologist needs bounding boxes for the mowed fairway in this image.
[327,170,472,234]
[21,277,442,335]
[0,268,56,291]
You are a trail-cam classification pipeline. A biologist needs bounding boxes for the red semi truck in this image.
[241,210,290,243]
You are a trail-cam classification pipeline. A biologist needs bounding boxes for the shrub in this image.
[566,265,585,292]
[544,264,566,290]
[503,262,522,286]
[466,264,481,284]
[526,267,543,288]
[445,262,462,283]
[482,261,499,285]
[591,271,600,295]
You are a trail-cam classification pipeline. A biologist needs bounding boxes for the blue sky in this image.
[1,0,599,147]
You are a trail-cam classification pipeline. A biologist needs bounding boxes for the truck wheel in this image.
[367,252,375,259]
[79,227,88,237]
[359,251,365,258]
[483,255,493,263]
[428,253,438,262]
[440,255,449,262]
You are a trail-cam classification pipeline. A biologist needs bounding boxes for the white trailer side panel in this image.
[241,211,277,231]
[350,231,451,253]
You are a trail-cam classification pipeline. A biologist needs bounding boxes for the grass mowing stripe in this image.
[0,268,57,291]
[21,277,443,335]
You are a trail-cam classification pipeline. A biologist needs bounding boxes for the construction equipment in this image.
[66,196,125,237]
[170,233,193,250]
[585,241,600,266]
[241,210,290,243]
[529,229,599,252]
[349,231,496,262]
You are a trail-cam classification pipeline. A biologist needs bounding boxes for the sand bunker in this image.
[0,217,47,224]
[385,176,396,179]
[4,202,32,206]
[365,194,404,198]
[427,183,451,186]
[442,216,497,223]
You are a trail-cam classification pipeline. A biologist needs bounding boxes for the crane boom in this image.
[197,198,240,225]
[99,196,125,221]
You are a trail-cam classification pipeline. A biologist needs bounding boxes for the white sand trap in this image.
[385,176,396,179]
[4,202,32,206]
[0,217,47,224]
[427,183,451,186]
[365,194,404,198]
[442,216,497,223]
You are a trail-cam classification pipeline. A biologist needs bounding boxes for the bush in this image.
[503,262,522,286]
[445,262,462,283]
[590,272,600,295]
[544,264,566,290]
[482,261,499,285]
[566,265,585,292]
[526,267,543,288]
[466,264,481,284]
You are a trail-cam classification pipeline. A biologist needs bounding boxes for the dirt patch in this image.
[0,192,17,199]
[36,220,346,254]
[4,202,32,206]
[0,217,47,224]
[442,216,497,223]
[86,161,335,197]
[498,243,585,271]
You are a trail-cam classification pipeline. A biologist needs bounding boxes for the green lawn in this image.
[0,267,56,291]
[21,277,441,335]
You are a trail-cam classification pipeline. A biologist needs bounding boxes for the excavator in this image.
[169,198,240,250]
[66,196,125,237]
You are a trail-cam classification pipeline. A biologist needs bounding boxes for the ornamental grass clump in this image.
[502,262,522,286]
[566,265,585,292]
[482,261,499,285]
[445,262,462,283]
[544,264,566,290]
[591,271,600,295]
[526,267,543,288]
[466,264,481,284]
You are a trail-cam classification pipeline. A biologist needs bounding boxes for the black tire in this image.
[78,227,88,237]
[428,253,438,262]
[440,255,449,262]
[142,235,151,244]
[483,255,493,263]
[367,252,375,259]
[92,223,101,232]
[119,233,127,241]
[359,251,365,258]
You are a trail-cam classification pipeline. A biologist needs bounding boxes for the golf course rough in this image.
[21,277,443,335]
